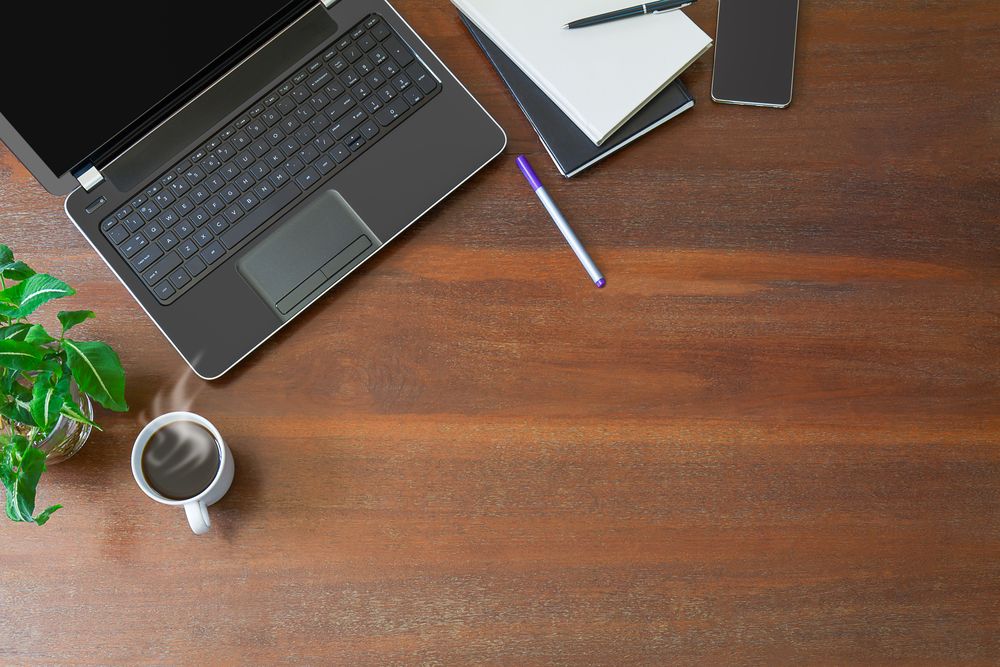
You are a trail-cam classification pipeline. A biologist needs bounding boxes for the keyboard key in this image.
[392,74,411,92]
[344,45,362,63]
[269,169,290,187]
[283,157,305,175]
[190,208,210,226]
[154,281,175,300]
[144,251,182,286]
[374,97,409,126]
[138,201,160,220]
[200,241,225,264]
[262,109,281,126]
[201,155,221,173]
[353,83,372,99]
[124,214,145,233]
[102,215,119,232]
[324,80,346,97]
[295,167,320,189]
[355,59,374,76]
[145,220,165,240]
[382,36,413,66]
[121,234,147,258]
[406,62,437,94]
[280,139,300,158]
[205,197,225,216]
[169,179,190,196]
[330,144,350,163]
[189,148,208,163]
[184,256,207,277]
[326,93,356,121]
[190,186,210,203]
[294,127,315,145]
[266,149,285,167]
[251,140,270,158]
[205,174,225,192]
[348,136,365,152]
[249,163,270,180]
[380,60,400,77]
[292,70,309,85]
[240,193,260,211]
[336,36,351,51]
[350,25,366,40]
[314,133,335,151]
[246,120,265,138]
[364,15,381,29]
[277,97,295,115]
[342,69,361,87]
[310,114,331,134]
[294,106,315,123]
[215,144,234,161]
[174,220,195,238]
[265,90,281,105]
[160,172,177,187]
[360,120,379,139]
[194,228,214,247]
[249,103,265,116]
[298,145,320,164]
[308,69,333,91]
[403,88,423,106]
[169,268,191,290]
[175,197,194,215]
[145,182,162,197]
[323,47,338,61]
[184,167,205,185]
[290,86,310,103]
[130,194,147,209]
[377,85,397,103]
[330,108,367,140]
[363,96,383,113]
[236,152,254,169]
[370,47,388,65]
[367,71,387,89]
[254,181,275,199]
[220,185,240,204]
[314,154,336,175]
[178,239,198,259]
[358,34,377,52]
[224,205,243,224]
[309,93,329,111]
[115,205,132,220]
[131,245,163,272]
[211,218,230,233]
[372,23,391,41]
[220,163,240,180]
[153,191,175,209]
[329,55,349,73]
[220,182,300,249]
[159,231,179,251]
[107,225,129,244]
[235,174,255,192]
[159,209,179,227]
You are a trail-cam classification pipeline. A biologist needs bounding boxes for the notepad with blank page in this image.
[451,0,711,145]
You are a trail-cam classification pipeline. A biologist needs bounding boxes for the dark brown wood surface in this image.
[1,1,998,664]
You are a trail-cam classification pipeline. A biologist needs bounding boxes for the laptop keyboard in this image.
[100,14,440,305]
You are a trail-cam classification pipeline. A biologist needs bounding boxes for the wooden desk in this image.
[2,1,998,663]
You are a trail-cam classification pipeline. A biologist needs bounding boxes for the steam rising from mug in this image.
[138,359,205,427]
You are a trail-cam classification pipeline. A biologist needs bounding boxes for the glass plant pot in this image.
[35,383,94,465]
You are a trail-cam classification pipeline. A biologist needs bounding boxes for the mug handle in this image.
[184,500,211,535]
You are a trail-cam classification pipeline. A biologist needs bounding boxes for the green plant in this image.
[0,244,127,525]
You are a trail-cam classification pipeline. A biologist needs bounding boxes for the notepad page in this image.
[452,0,711,145]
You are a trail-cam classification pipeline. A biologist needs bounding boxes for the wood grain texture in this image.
[1,1,998,664]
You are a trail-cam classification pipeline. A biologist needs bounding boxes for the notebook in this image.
[460,13,694,178]
[451,0,711,145]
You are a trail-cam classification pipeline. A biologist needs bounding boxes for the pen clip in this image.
[652,2,692,13]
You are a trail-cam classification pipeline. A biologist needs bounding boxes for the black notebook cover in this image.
[459,13,695,177]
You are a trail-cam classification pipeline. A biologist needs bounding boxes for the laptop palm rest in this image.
[238,189,380,319]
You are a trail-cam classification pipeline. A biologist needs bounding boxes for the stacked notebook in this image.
[453,0,712,177]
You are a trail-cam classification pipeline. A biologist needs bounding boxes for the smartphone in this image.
[711,0,800,108]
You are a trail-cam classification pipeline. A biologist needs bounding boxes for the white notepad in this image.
[451,0,712,145]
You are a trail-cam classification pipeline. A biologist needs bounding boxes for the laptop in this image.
[0,0,506,379]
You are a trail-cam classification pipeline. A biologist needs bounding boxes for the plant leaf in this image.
[0,246,12,265]
[0,323,32,341]
[57,310,95,334]
[0,274,75,319]
[24,324,55,346]
[0,339,46,371]
[32,504,62,526]
[62,339,128,411]
[0,435,58,525]
[59,399,99,429]
[0,399,35,428]
[0,261,36,281]
[29,375,65,434]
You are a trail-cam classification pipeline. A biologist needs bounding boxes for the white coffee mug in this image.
[131,411,234,535]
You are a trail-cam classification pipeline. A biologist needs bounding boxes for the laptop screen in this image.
[1,1,309,179]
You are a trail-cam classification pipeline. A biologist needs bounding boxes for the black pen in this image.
[563,0,696,30]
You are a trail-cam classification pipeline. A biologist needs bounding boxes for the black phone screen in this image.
[711,0,800,108]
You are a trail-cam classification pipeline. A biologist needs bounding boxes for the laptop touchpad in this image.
[237,190,380,317]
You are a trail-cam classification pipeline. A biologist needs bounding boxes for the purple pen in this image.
[515,155,606,288]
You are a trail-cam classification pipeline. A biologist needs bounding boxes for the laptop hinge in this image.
[320,0,337,7]
[75,164,104,192]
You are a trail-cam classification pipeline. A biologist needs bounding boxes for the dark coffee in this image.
[141,421,221,501]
